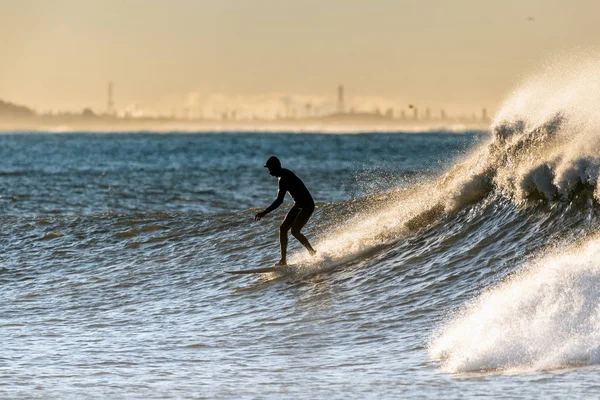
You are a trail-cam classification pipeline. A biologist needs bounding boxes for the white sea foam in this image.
[491,52,600,203]
[429,237,600,373]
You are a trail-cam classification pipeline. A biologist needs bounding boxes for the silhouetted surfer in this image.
[254,156,316,266]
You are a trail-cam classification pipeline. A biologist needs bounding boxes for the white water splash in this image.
[491,51,600,203]
[429,237,600,373]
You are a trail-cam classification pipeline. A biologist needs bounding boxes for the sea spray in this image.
[491,52,600,203]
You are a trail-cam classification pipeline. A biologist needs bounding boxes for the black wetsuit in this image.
[264,168,315,259]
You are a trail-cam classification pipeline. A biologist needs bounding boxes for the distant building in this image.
[107,81,115,115]
[408,104,418,120]
[337,85,345,114]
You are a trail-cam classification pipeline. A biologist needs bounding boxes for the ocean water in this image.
[3,107,600,397]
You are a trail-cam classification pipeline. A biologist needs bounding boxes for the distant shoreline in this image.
[0,118,490,134]
[0,126,490,134]
[0,100,492,133]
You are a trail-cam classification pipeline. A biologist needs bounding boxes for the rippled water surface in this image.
[2,131,600,399]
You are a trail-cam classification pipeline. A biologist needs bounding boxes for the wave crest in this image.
[488,53,600,204]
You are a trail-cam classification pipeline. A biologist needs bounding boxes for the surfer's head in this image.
[264,156,282,176]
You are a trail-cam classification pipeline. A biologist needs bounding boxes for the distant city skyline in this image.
[2,0,600,117]
[95,83,492,121]
[5,82,492,122]
[66,83,492,122]
[25,87,490,123]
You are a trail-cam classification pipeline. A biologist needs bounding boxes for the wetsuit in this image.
[263,168,315,260]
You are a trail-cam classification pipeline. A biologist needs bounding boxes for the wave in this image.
[423,52,600,374]
[490,53,600,203]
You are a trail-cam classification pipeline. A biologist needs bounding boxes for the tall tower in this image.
[337,84,345,114]
[107,81,115,115]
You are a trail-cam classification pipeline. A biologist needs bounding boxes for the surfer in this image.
[254,156,317,266]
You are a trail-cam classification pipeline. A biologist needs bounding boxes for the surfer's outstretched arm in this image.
[254,184,285,221]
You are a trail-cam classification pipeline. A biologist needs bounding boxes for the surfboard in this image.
[226,265,290,275]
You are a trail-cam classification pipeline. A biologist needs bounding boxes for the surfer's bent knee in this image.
[280,223,291,233]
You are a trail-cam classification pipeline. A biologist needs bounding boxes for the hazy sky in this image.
[2,0,600,116]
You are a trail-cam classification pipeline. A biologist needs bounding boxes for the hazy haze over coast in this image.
[2,0,600,119]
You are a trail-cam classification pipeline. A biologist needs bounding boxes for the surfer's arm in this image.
[264,187,285,213]
[254,182,286,221]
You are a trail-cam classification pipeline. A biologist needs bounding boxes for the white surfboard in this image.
[225,265,290,275]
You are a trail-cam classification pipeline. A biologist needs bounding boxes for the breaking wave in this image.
[424,52,600,373]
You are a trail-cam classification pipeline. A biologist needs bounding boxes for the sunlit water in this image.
[2,129,600,399]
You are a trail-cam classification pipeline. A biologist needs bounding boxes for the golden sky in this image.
[1,0,600,117]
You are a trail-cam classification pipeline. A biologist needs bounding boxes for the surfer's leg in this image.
[279,206,301,265]
[291,205,316,255]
